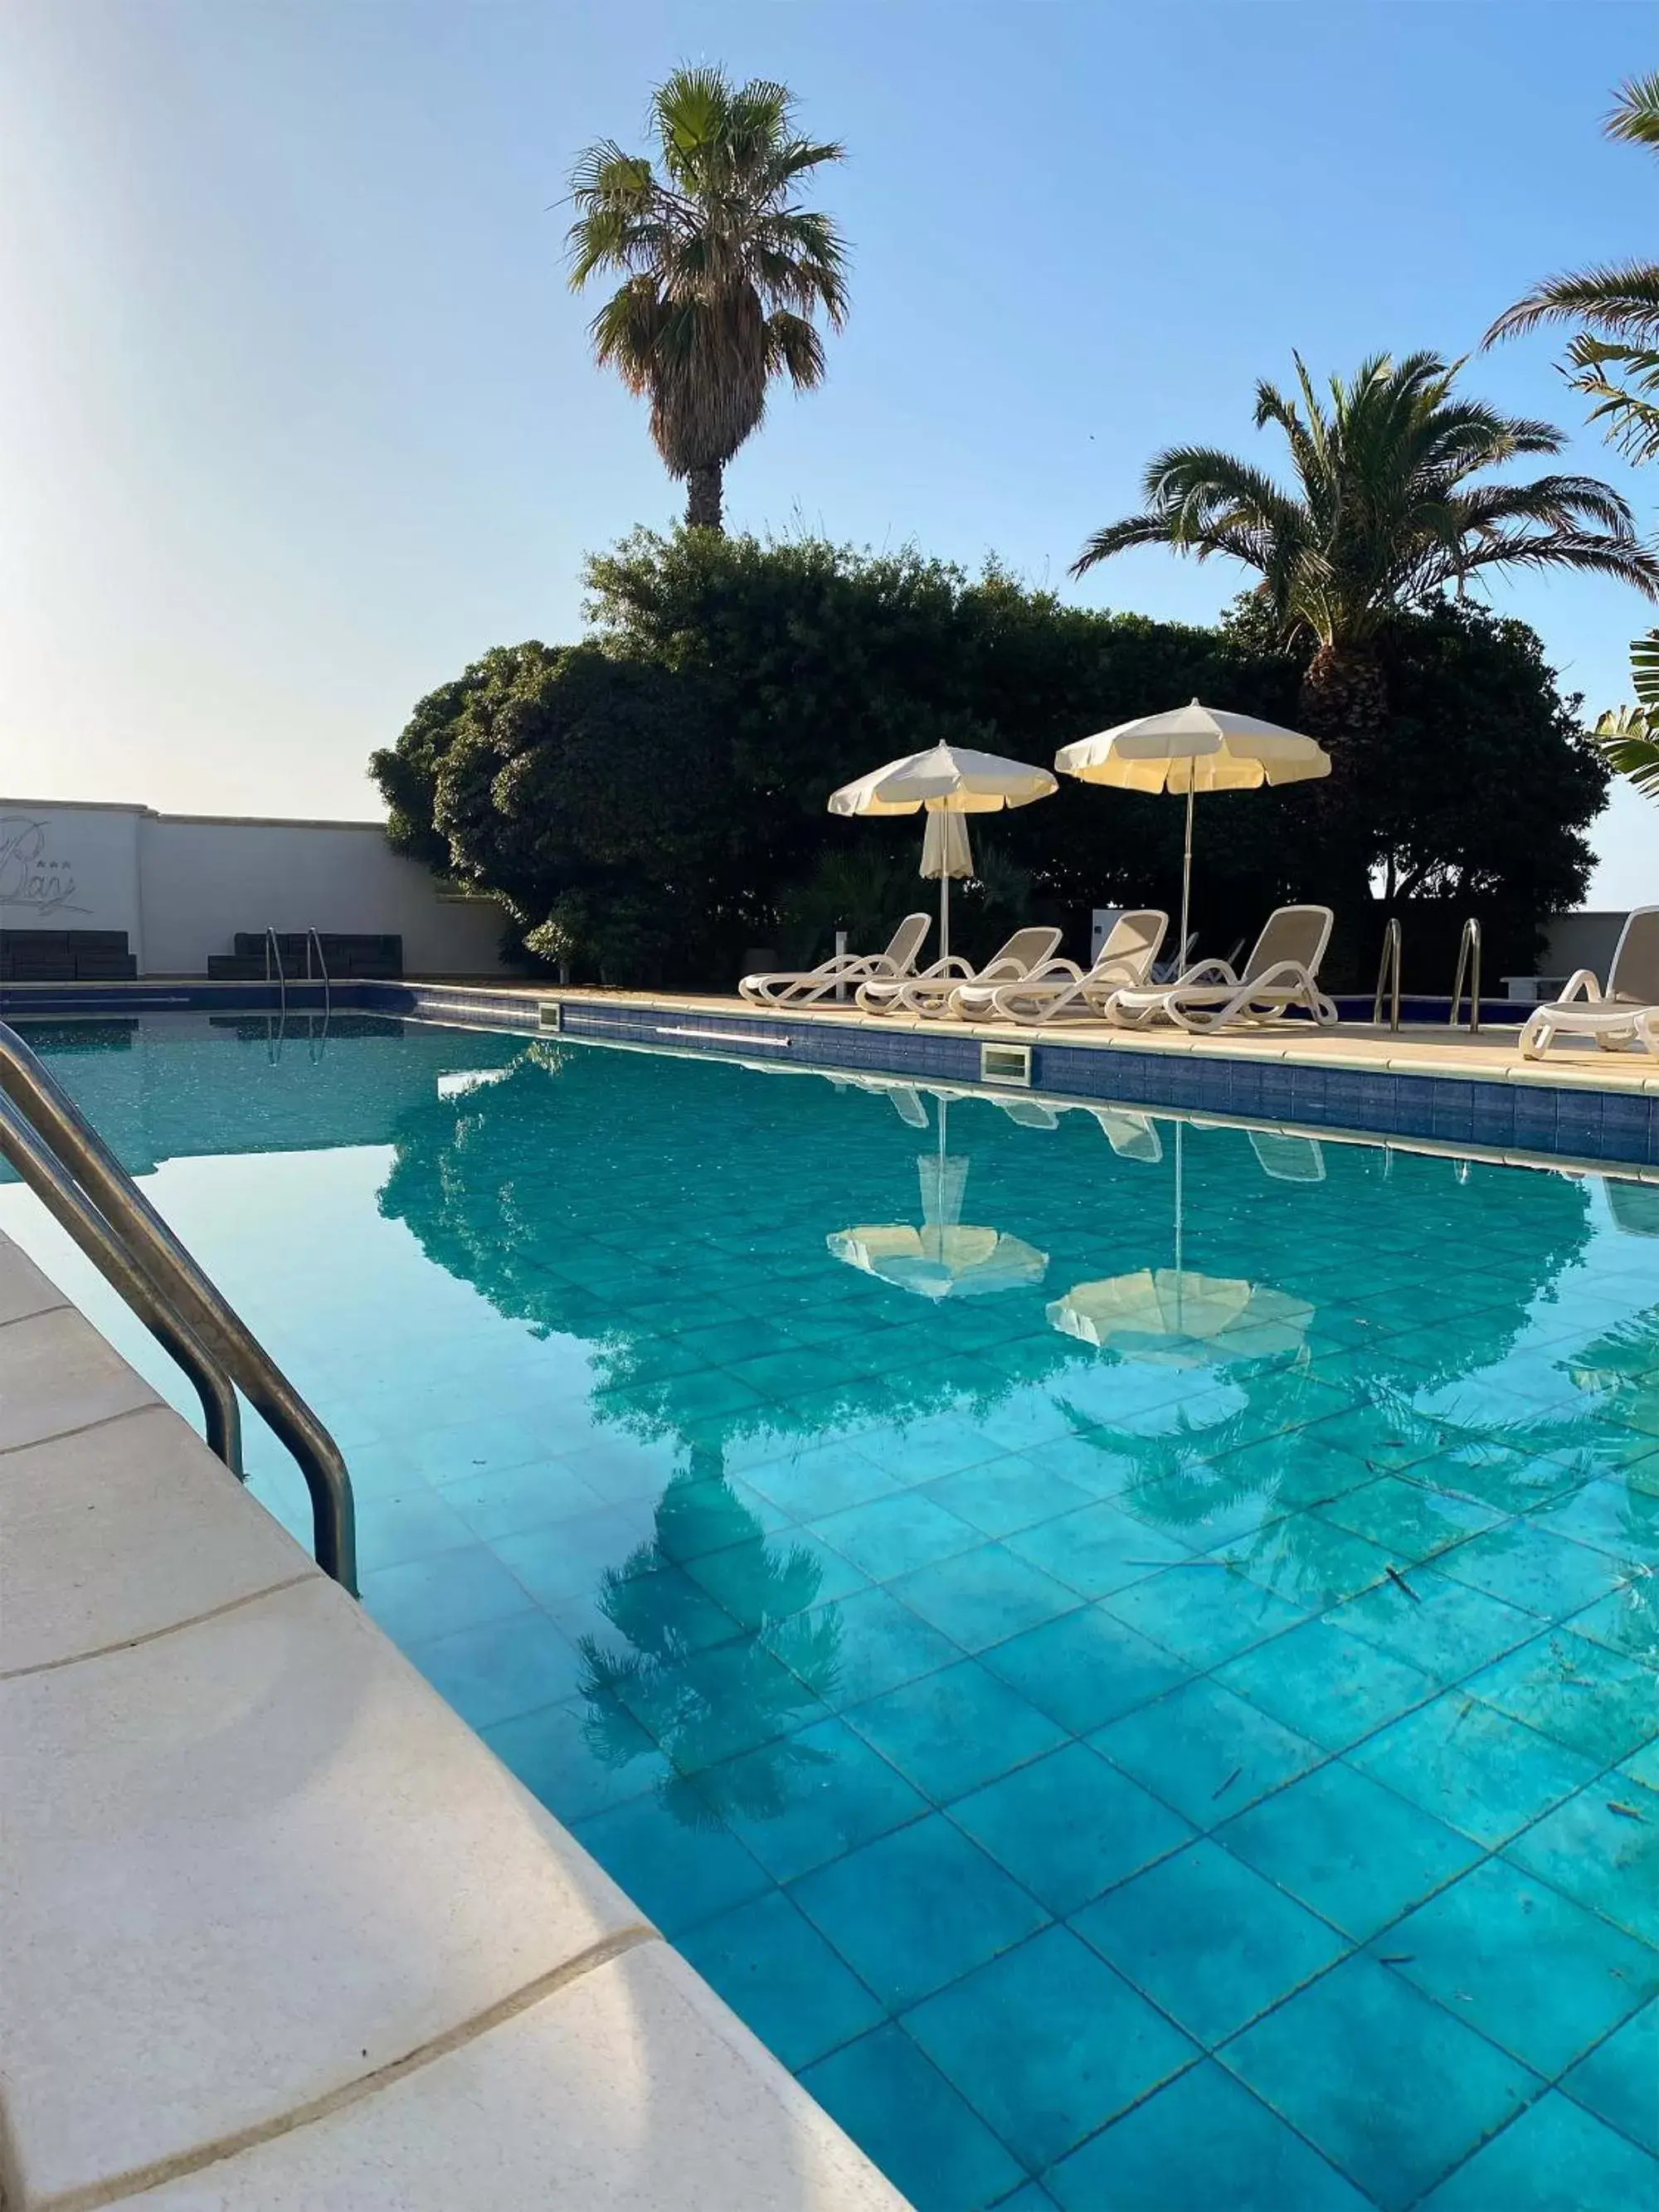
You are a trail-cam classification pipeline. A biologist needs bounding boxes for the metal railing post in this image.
[0,1092,243,1471]
[1450,918,1482,1035]
[0,1020,357,1592]
[264,926,287,1062]
[1372,916,1403,1033]
[305,928,332,1060]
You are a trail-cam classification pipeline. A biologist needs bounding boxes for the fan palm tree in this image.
[567,68,849,532]
[1071,352,1658,764]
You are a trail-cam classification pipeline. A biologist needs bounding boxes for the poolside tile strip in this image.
[387,983,1659,1170]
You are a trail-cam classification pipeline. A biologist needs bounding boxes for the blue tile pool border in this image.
[7,977,1659,1174]
[396,986,1659,1174]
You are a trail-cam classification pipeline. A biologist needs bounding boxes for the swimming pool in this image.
[3,1014,1654,2212]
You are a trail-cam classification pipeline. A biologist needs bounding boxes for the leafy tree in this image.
[373,530,1606,987]
[1071,352,1656,921]
[581,527,1286,942]
[372,640,746,984]
[567,68,849,532]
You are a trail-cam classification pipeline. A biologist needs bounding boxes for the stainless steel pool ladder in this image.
[0,1018,358,1592]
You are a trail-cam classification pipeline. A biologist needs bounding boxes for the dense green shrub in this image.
[371,529,1606,986]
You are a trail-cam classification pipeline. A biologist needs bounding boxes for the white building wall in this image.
[1540,911,1626,986]
[0,800,513,976]
[0,804,145,954]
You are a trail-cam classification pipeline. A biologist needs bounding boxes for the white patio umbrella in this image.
[828,1095,1048,1300]
[1054,701,1331,965]
[829,742,1056,961]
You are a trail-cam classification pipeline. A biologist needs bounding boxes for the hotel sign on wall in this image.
[0,816,86,918]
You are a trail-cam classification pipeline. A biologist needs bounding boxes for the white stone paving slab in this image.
[0,1237,69,1327]
[0,1403,316,1676]
[1,1574,647,2207]
[135,1943,907,2210]
[0,1300,158,1451]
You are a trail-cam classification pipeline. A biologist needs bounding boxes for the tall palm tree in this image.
[1073,352,1657,770]
[567,68,849,532]
[1486,73,1659,464]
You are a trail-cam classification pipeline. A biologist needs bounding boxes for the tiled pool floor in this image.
[4,1017,1656,2211]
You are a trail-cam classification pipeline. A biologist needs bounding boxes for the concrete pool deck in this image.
[0,1230,908,2211]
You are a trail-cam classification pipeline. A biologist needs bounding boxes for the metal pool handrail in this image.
[0,1019,358,1592]
[1450,917,1482,1035]
[0,1087,243,1471]
[1373,916,1403,1033]
[264,925,287,1020]
[305,926,332,1026]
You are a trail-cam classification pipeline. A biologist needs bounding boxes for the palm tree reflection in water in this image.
[575,1447,843,1826]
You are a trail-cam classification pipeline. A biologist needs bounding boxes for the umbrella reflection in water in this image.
[1047,1118,1313,1367]
[828,1092,1047,1300]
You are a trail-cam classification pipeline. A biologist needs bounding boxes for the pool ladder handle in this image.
[304,928,332,1059]
[1372,915,1481,1034]
[264,926,287,1062]
[0,1018,358,1592]
[1450,916,1481,1035]
[1372,916,1403,1034]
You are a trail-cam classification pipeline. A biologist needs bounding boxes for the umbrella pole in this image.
[1179,780,1194,964]
[1173,1116,1185,1332]
[940,866,950,964]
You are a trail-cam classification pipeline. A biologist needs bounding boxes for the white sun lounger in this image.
[740,912,931,1008]
[1103,905,1337,1033]
[953,909,1169,1023]
[856,926,1063,1018]
[1520,907,1659,1059]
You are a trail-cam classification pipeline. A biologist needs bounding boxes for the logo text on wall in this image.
[0,819,86,917]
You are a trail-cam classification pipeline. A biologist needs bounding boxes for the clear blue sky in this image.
[2,2,1656,901]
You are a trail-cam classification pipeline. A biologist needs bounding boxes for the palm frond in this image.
[1452,525,1659,597]
[1486,264,1659,345]
[1563,334,1659,462]
[1445,473,1638,536]
[764,310,827,387]
[1608,71,1659,150]
[1071,513,1187,573]
[1593,628,1659,792]
[1592,718,1659,799]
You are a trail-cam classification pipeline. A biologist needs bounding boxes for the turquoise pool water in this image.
[4,1014,1656,2212]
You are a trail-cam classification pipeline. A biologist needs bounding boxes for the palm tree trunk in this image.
[1297,642,1389,991]
[685,463,724,532]
[1299,643,1389,754]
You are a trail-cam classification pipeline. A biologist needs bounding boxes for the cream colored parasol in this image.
[830,743,1056,960]
[1055,700,1330,962]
